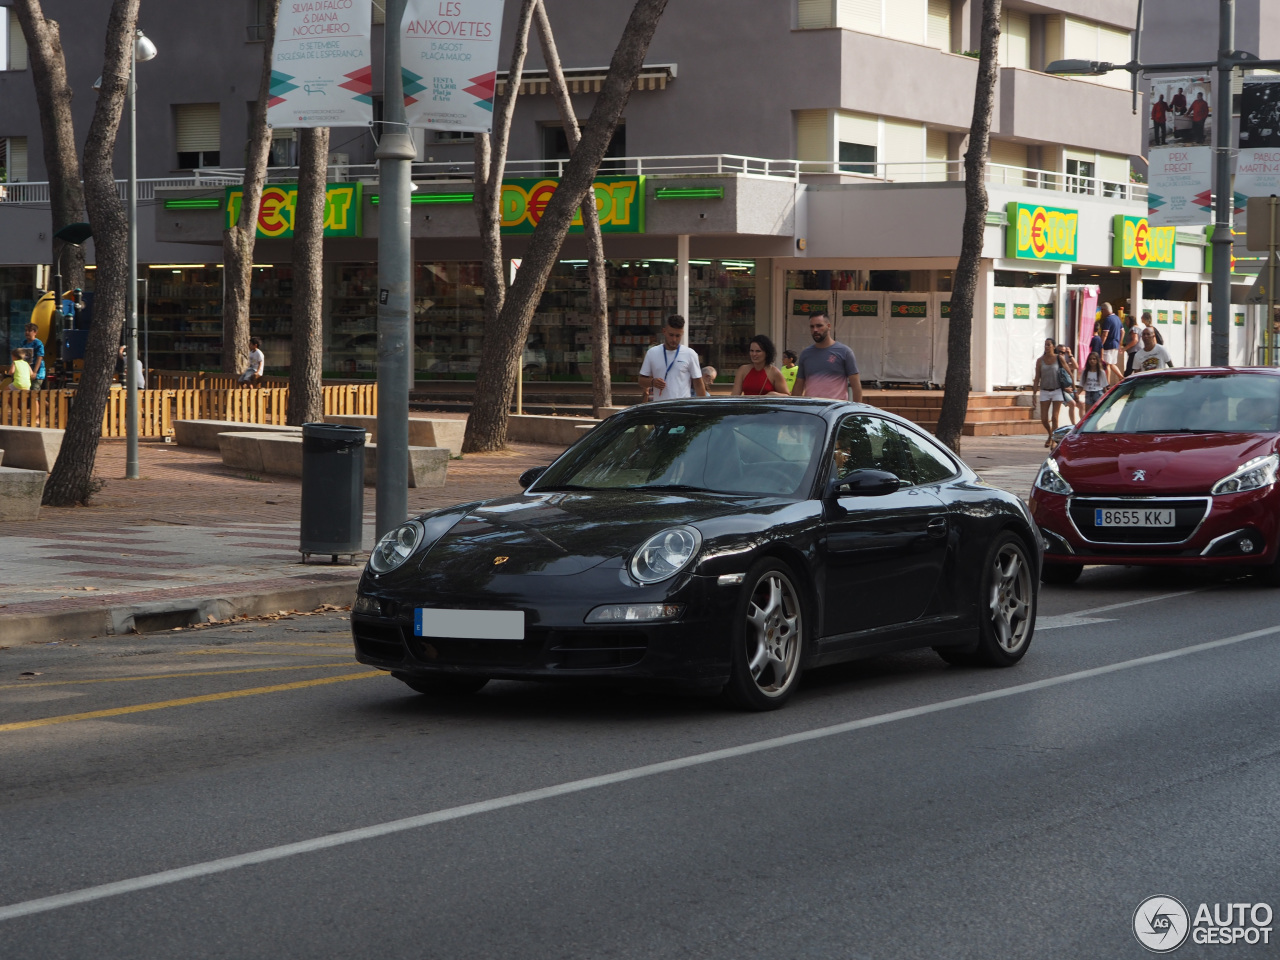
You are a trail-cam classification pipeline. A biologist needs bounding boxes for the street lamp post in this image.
[1047,0,1280,366]
[125,29,157,480]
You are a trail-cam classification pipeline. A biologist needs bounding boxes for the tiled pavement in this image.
[0,429,1047,643]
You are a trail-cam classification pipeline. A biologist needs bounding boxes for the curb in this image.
[1,576,361,645]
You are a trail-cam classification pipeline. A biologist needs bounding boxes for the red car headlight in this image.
[1211,453,1280,496]
[1033,458,1073,497]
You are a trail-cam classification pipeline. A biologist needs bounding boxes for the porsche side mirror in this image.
[518,466,547,489]
[827,468,901,498]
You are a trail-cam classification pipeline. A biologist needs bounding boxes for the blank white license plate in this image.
[414,609,525,640]
[1094,508,1176,527]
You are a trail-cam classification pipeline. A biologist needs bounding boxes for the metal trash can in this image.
[300,422,366,562]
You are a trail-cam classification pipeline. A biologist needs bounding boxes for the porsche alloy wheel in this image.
[724,561,805,710]
[976,534,1035,666]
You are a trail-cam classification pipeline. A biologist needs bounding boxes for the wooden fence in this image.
[0,384,376,437]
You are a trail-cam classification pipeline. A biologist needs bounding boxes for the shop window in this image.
[543,123,626,174]
[839,141,876,175]
[0,136,28,182]
[175,103,222,169]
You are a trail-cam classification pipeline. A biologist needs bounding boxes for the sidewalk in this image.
[0,429,1049,644]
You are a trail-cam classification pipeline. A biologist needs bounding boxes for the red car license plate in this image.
[1094,508,1175,527]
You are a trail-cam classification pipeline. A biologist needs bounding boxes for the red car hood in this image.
[1055,432,1278,495]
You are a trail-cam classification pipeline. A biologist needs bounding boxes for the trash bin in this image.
[300,422,366,561]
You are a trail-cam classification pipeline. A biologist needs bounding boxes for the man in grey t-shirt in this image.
[794,313,862,401]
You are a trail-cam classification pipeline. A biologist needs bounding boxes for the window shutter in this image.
[7,137,28,181]
[8,8,29,71]
[372,0,386,25]
[176,104,221,153]
[884,0,925,44]
[988,139,1028,170]
[796,110,831,162]
[926,127,948,163]
[838,0,881,34]
[927,0,950,51]
[797,0,833,29]
[1000,9,1031,69]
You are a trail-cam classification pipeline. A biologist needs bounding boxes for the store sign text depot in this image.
[225,183,364,238]
[1114,215,1176,269]
[501,177,645,235]
[1006,202,1078,263]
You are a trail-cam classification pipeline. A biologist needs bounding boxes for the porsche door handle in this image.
[927,517,948,538]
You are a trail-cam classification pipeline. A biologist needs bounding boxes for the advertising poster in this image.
[1149,74,1212,147]
[402,0,507,132]
[1234,79,1280,234]
[1147,146,1213,226]
[268,0,374,129]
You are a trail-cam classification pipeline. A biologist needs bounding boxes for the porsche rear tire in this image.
[393,673,489,696]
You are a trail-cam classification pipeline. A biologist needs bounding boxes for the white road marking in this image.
[1035,615,1117,630]
[2,620,1277,923]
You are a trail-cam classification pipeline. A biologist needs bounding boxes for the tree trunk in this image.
[12,0,87,292]
[471,0,538,401]
[42,0,140,506]
[463,0,669,454]
[222,0,280,376]
[534,0,611,414]
[935,0,1001,454]
[287,126,329,426]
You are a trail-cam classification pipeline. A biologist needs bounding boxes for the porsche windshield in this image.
[1081,373,1280,434]
[534,409,828,497]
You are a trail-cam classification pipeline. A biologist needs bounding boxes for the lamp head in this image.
[1046,58,1111,76]
[134,31,158,63]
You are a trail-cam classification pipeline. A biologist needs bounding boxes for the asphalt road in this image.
[1,567,1278,959]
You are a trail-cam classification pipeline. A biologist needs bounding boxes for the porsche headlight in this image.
[1212,453,1279,496]
[1033,458,1073,497]
[368,520,425,574]
[629,526,702,584]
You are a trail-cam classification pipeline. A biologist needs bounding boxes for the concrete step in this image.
[961,420,1048,437]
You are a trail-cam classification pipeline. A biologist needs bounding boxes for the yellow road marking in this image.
[247,641,349,648]
[181,649,353,658]
[0,672,381,733]
[0,662,362,690]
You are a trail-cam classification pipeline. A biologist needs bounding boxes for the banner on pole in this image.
[1234,79,1280,235]
[268,0,374,128]
[401,0,507,132]
[1149,74,1212,148]
[1147,146,1213,226]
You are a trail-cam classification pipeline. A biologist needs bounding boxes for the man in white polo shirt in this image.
[638,315,708,401]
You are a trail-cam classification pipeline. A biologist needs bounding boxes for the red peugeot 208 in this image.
[1030,367,1280,584]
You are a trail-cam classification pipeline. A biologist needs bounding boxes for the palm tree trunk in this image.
[222,0,280,376]
[11,0,87,292]
[935,0,1002,454]
[42,0,140,506]
[287,127,329,426]
[534,0,612,414]
[462,0,669,454]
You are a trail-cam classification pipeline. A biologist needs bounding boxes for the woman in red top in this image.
[731,335,791,396]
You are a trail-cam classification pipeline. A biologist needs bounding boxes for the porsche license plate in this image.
[1094,508,1176,527]
[414,609,525,640]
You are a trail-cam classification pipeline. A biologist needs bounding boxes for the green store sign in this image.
[842,299,879,317]
[501,176,645,235]
[890,301,927,318]
[1113,215,1176,269]
[225,183,364,238]
[1006,202,1078,262]
[792,299,830,317]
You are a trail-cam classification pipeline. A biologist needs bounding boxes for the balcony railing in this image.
[0,154,1147,204]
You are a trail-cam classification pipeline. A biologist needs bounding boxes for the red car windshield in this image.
[1080,373,1280,434]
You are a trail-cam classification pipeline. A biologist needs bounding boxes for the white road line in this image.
[1035,615,1117,631]
[2,622,1278,923]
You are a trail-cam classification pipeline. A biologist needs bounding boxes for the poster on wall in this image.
[1234,79,1280,235]
[268,0,374,128]
[402,0,507,132]
[1149,75,1212,148]
[1147,146,1213,226]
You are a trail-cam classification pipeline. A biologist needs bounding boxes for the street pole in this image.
[1210,0,1235,366]
[125,42,140,480]
[375,0,414,538]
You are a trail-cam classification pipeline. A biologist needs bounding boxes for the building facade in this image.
[4,0,1251,390]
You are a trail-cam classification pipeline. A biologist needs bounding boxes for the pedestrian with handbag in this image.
[1034,338,1070,447]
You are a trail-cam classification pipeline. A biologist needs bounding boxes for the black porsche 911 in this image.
[351,399,1040,710]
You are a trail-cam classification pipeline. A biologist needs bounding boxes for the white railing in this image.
[0,154,1148,203]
